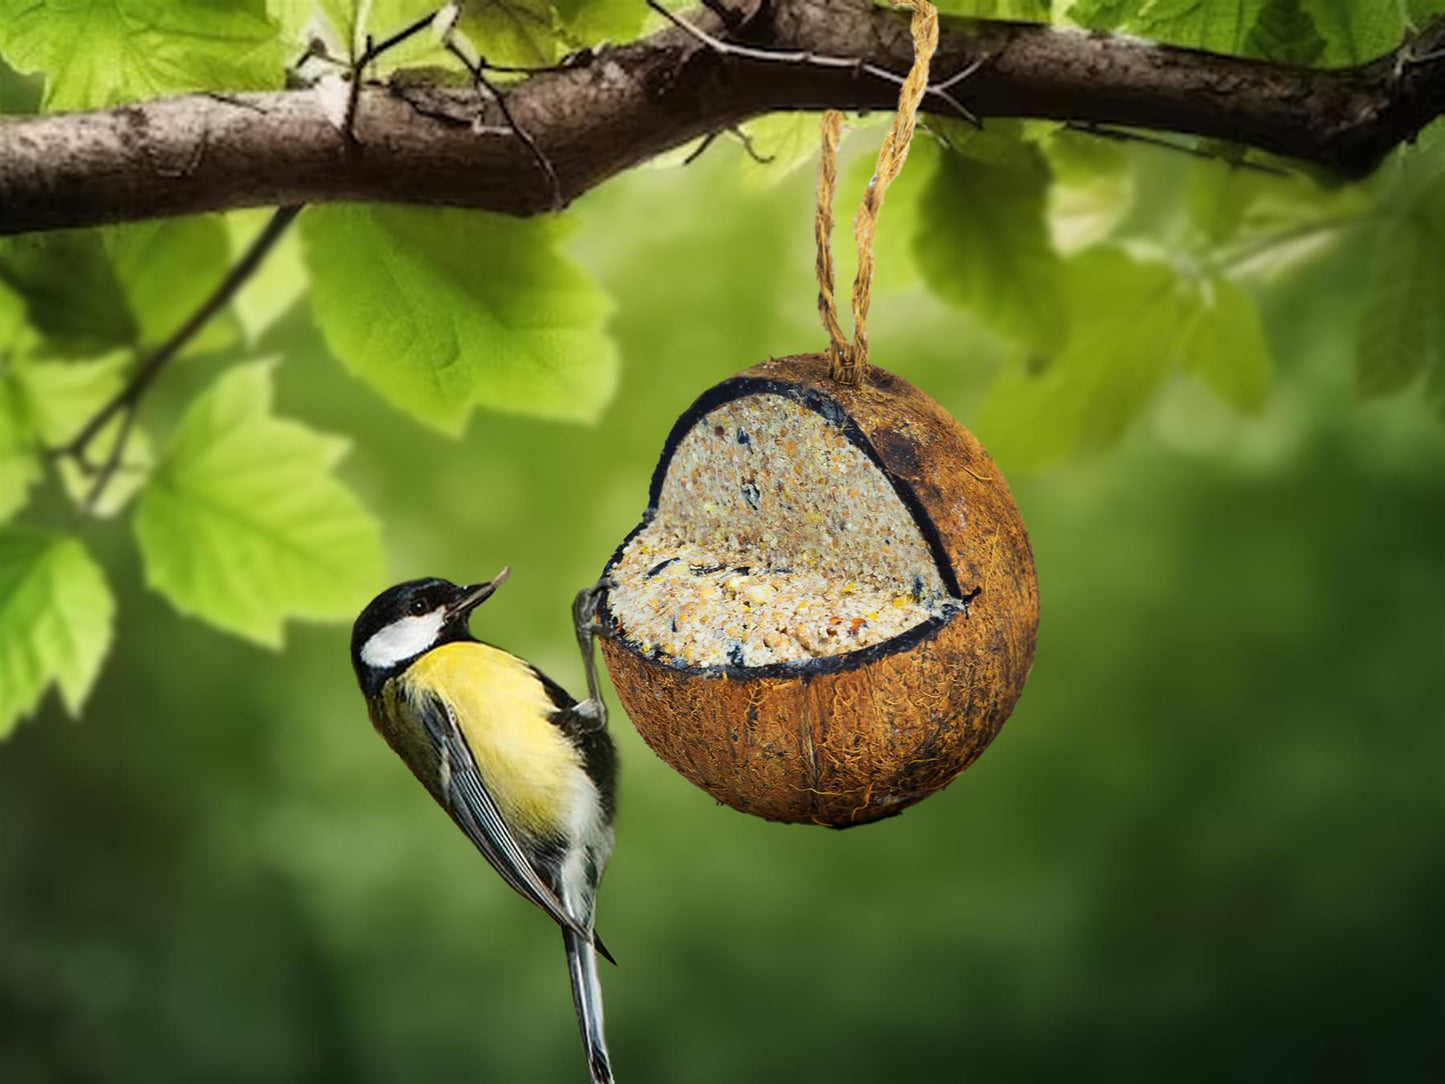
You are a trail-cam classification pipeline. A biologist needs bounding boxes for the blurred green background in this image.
[2,144,1442,1083]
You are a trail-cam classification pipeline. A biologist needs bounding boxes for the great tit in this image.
[350,569,619,1084]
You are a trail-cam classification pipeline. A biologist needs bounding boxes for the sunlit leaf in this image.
[106,215,238,354]
[1068,0,1132,29]
[0,289,40,518]
[227,209,310,343]
[133,362,385,646]
[0,353,135,520]
[915,141,1067,351]
[1135,0,1266,53]
[0,528,114,736]
[58,420,154,518]
[3,354,127,447]
[275,0,444,69]
[0,0,284,111]
[555,0,646,43]
[457,0,563,66]
[4,353,152,519]
[1355,176,1445,414]
[0,231,137,357]
[0,367,42,523]
[301,204,619,432]
[268,0,340,59]
[322,0,438,49]
[0,216,242,361]
[739,113,828,189]
[0,439,39,521]
[935,0,1051,19]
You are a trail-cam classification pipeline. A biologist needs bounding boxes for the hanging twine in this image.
[815,0,939,386]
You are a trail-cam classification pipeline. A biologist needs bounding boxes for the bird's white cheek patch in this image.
[361,610,446,669]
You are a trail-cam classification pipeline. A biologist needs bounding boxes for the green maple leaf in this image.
[301,204,619,433]
[935,0,1051,20]
[0,528,115,736]
[0,0,284,111]
[457,0,564,66]
[133,362,385,646]
[1134,0,1266,54]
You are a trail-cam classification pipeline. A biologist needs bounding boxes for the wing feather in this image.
[415,691,591,940]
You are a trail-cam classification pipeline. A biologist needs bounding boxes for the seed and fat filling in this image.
[608,393,952,668]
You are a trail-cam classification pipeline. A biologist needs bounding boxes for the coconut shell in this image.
[599,354,1038,827]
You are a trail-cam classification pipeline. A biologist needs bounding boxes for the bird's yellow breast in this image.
[400,642,581,837]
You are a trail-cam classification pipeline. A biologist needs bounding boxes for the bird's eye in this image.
[409,599,429,616]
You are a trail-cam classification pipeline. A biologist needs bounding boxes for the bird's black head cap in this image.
[350,571,510,693]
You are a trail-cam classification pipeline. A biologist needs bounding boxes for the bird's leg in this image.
[572,577,614,728]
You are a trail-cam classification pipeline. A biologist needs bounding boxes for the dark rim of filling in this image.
[600,375,974,679]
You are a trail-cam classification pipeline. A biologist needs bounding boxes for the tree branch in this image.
[2,0,1444,235]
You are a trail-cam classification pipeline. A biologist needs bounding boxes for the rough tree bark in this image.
[1,0,1444,235]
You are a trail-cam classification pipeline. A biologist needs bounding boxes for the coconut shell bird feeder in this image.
[597,1,1038,828]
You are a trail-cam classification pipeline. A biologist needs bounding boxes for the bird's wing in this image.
[414,691,591,941]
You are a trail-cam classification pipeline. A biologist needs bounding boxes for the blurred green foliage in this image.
[0,1,1443,1080]
[2,136,1442,1083]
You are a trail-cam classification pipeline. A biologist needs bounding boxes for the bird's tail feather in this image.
[563,927,614,1084]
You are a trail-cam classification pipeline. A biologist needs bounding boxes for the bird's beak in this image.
[448,567,511,618]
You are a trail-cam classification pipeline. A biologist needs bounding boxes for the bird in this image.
[349,568,619,1083]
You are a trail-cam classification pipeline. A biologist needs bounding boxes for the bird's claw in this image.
[573,577,615,639]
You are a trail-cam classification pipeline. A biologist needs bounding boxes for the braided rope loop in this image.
[814,0,939,386]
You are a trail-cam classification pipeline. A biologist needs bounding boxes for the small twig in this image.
[476,49,599,76]
[1065,121,1294,176]
[934,51,991,92]
[916,118,956,151]
[54,205,303,465]
[79,403,138,516]
[202,91,268,113]
[443,39,564,209]
[682,130,721,165]
[681,123,777,166]
[367,9,439,61]
[342,10,441,143]
[1395,19,1445,76]
[932,53,988,125]
[344,33,374,144]
[477,66,564,210]
[729,124,776,163]
[644,0,976,122]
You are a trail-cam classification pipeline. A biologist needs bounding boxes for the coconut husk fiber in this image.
[599,354,1038,827]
